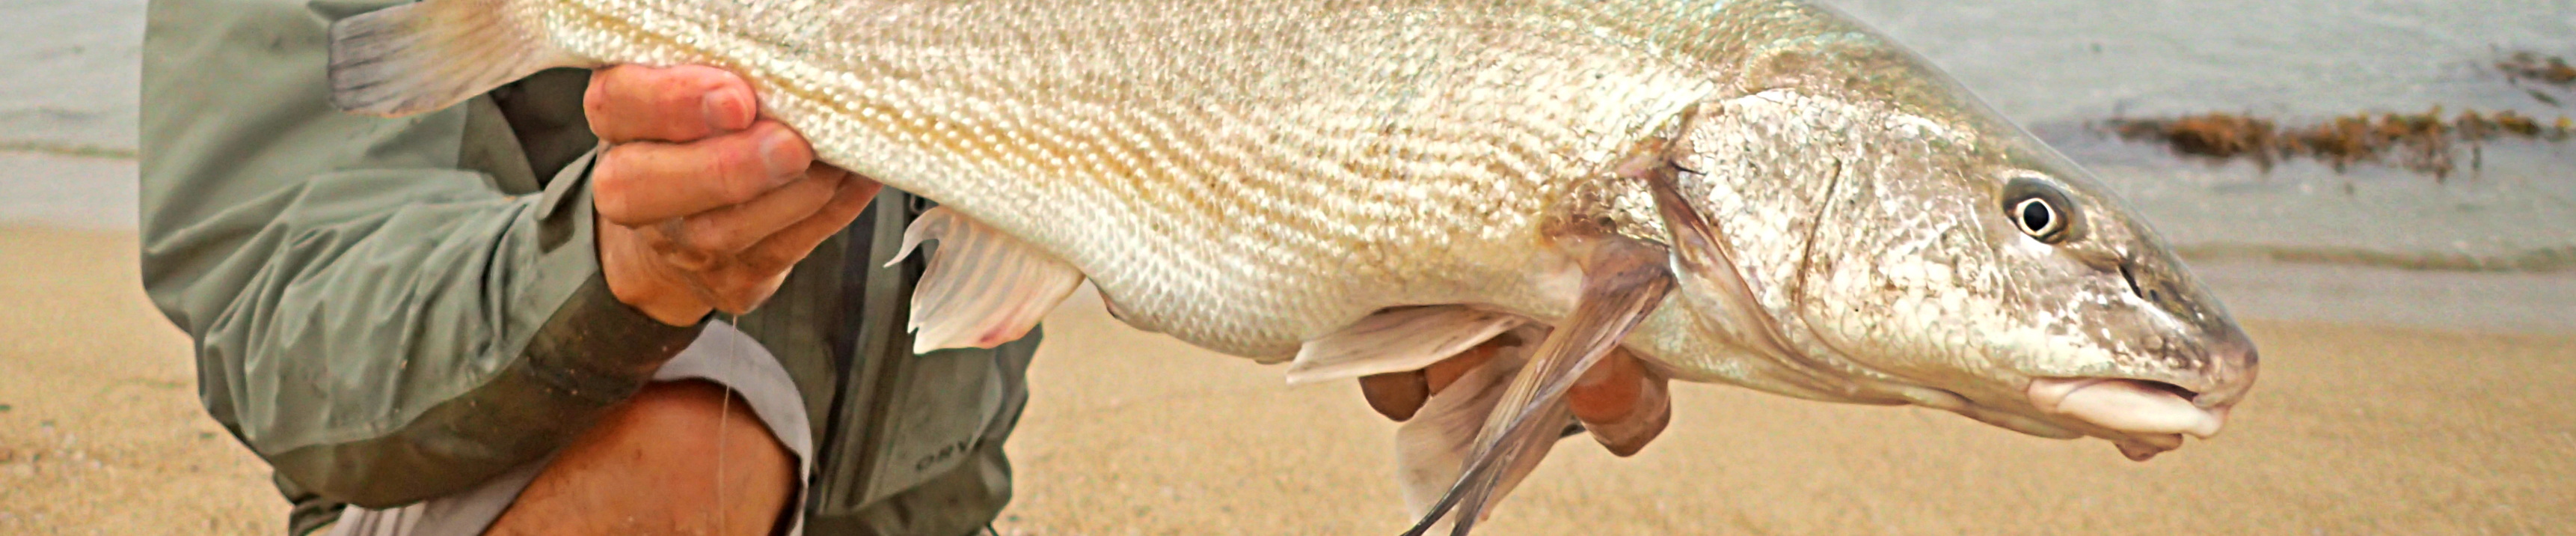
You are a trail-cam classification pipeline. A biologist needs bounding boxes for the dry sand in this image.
[1,225,2571,535]
[0,227,280,534]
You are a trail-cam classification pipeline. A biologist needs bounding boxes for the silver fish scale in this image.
[534,0,1837,360]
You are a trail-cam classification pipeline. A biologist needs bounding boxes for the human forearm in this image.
[146,153,702,506]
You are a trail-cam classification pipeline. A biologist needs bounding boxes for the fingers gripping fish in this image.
[326,0,2261,532]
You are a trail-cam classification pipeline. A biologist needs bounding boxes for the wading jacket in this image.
[138,1,1039,534]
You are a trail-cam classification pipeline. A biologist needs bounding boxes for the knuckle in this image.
[740,246,800,274]
[584,110,622,140]
[595,197,632,223]
[710,153,770,203]
[587,68,643,120]
[689,221,750,253]
[592,171,637,220]
[583,85,612,118]
[665,248,719,272]
[586,69,621,103]
[637,226,681,251]
[705,273,756,302]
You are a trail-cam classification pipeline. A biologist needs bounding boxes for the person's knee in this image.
[488,380,796,535]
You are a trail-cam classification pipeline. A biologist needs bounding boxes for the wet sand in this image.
[2,225,2571,535]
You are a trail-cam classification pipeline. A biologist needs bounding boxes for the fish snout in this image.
[2186,326,2259,410]
[2037,250,2259,459]
[2113,253,2260,409]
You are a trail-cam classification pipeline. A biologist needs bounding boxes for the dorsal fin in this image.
[328,1,586,117]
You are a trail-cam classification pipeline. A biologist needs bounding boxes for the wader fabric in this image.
[325,322,817,536]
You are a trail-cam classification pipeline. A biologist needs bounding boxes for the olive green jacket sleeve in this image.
[139,0,702,512]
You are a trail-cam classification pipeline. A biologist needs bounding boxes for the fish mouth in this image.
[2026,377,2231,461]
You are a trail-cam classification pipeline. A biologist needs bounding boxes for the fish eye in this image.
[2014,198,2059,238]
[2002,177,2079,243]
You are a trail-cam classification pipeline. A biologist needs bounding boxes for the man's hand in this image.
[588,65,882,326]
[1360,343,1672,457]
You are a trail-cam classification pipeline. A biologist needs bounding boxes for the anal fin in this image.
[329,1,586,117]
[891,207,1087,353]
[1287,306,1526,386]
[1402,238,1675,536]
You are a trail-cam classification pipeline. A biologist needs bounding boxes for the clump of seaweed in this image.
[2102,108,2573,180]
[2497,49,2574,106]
[2498,51,2576,87]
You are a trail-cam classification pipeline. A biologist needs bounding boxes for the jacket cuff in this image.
[267,150,705,508]
[520,150,707,401]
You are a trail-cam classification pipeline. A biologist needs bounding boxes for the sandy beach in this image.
[0,227,280,534]
[2,224,2571,535]
[9,0,2575,530]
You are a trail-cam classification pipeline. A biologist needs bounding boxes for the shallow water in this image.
[1830,0,2576,271]
[0,0,141,154]
[1,0,2571,321]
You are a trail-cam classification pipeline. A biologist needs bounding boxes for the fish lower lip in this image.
[2115,435,2182,461]
[2027,377,2227,439]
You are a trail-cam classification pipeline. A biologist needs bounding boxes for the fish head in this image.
[1655,16,2257,460]
[1792,139,2260,461]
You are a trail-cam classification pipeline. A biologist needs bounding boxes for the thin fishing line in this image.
[716,310,737,532]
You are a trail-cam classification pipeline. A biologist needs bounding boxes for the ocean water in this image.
[1,0,142,229]
[1834,0,2576,272]
[0,0,140,154]
[1,0,2569,329]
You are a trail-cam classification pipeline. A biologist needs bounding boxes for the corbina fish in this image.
[329,0,2259,532]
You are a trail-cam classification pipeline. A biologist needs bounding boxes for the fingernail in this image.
[702,88,750,131]
[758,127,806,183]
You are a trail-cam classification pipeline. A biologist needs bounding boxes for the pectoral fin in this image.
[1401,238,1675,536]
[1393,326,1570,528]
[1640,159,1813,369]
[890,207,1086,353]
[1287,307,1527,386]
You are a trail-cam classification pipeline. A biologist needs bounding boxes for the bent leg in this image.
[485,380,796,536]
